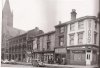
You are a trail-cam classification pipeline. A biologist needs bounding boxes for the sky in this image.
[1,0,99,32]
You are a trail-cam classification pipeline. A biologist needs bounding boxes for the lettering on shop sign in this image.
[88,20,91,43]
[72,50,85,53]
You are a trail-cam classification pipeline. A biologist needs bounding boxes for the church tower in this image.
[2,0,13,48]
[2,0,13,28]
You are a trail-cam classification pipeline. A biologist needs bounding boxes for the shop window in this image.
[70,23,75,31]
[74,54,81,61]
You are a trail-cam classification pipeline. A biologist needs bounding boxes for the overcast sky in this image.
[1,0,99,32]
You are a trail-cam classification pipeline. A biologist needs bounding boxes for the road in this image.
[1,64,72,68]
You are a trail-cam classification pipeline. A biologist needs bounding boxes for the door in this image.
[86,50,92,65]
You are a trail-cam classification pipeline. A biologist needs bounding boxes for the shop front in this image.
[67,45,98,65]
[43,52,54,63]
[32,51,54,64]
[54,47,67,64]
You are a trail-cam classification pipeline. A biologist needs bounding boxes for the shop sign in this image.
[55,48,66,53]
[72,50,85,53]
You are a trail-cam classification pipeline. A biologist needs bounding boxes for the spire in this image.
[2,0,11,14]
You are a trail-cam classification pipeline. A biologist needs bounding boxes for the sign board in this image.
[55,48,66,53]
[72,50,85,53]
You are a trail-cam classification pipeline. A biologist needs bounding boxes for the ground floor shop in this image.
[54,45,99,65]
[7,51,32,62]
[32,51,54,63]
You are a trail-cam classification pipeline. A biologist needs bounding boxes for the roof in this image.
[35,31,55,37]
[2,0,12,15]
[55,16,97,27]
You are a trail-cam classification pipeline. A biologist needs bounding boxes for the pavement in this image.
[16,62,98,68]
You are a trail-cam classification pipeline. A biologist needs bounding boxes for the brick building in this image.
[32,31,55,63]
[6,27,43,62]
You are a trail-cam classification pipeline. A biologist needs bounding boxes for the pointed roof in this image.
[2,0,12,14]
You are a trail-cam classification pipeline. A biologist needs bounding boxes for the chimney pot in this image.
[71,9,77,20]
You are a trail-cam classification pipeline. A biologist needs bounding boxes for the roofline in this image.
[55,16,97,27]
[35,31,55,37]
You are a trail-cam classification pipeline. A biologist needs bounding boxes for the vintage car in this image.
[31,59,45,67]
[2,59,9,64]
[9,60,17,64]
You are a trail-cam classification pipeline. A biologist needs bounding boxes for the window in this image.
[47,35,51,42]
[70,23,75,31]
[70,34,74,45]
[37,37,40,50]
[47,42,50,50]
[78,21,84,29]
[94,32,97,44]
[95,21,97,30]
[59,36,64,46]
[60,26,64,33]
[78,33,83,44]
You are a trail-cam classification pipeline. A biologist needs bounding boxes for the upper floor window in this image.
[78,32,83,44]
[37,37,40,50]
[47,42,50,50]
[94,32,97,44]
[47,35,51,42]
[70,34,74,45]
[59,36,64,46]
[95,21,97,30]
[78,21,84,29]
[70,23,75,31]
[60,26,64,33]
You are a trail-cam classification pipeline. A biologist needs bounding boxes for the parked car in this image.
[9,60,17,64]
[2,59,9,64]
[1,59,4,63]
[31,59,45,67]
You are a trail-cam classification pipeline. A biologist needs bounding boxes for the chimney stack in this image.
[71,9,77,20]
[59,21,61,24]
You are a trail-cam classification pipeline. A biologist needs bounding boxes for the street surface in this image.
[1,64,72,68]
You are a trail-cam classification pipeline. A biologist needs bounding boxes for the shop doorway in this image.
[86,50,91,65]
[55,54,66,64]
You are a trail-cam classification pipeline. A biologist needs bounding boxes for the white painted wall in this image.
[67,18,99,46]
